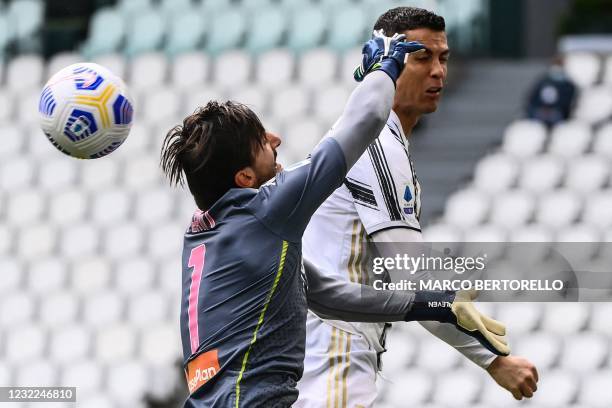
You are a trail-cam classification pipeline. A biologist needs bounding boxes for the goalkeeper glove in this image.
[354,29,425,85]
[406,290,511,356]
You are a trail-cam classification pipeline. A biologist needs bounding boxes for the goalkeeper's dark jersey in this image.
[180,137,346,408]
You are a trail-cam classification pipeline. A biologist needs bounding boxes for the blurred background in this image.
[0,0,611,407]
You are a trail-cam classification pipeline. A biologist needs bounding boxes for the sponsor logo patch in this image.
[185,349,221,394]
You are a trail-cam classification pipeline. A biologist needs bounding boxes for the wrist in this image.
[405,290,456,322]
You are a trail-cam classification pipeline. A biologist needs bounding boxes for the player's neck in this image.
[395,111,420,137]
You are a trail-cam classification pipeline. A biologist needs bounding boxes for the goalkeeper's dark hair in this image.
[160,101,266,210]
[374,6,445,34]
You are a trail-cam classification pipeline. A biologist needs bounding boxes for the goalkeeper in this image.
[161,32,509,408]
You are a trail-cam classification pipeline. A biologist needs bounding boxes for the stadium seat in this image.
[124,156,163,190]
[340,46,363,84]
[39,291,79,328]
[49,325,90,364]
[384,369,433,407]
[8,0,44,43]
[541,302,590,334]
[0,124,23,158]
[107,360,148,405]
[83,291,123,328]
[577,370,612,408]
[432,369,482,407]
[574,86,612,124]
[473,153,519,193]
[141,86,181,125]
[0,363,10,388]
[60,223,99,259]
[202,0,233,10]
[501,119,547,158]
[313,84,350,124]
[561,333,608,373]
[38,157,79,192]
[17,224,55,258]
[422,223,463,242]
[489,190,535,228]
[148,222,184,260]
[6,189,44,226]
[183,85,225,116]
[0,13,11,60]
[565,154,609,193]
[92,190,131,225]
[15,360,57,387]
[246,7,286,53]
[82,8,125,57]
[205,8,246,54]
[518,154,564,193]
[299,48,337,89]
[134,188,176,225]
[129,52,168,91]
[49,189,88,226]
[92,53,126,79]
[28,257,67,294]
[414,336,462,370]
[6,54,43,92]
[166,8,206,55]
[528,370,578,408]
[514,332,561,370]
[287,6,327,51]
[0,291,34,326]
[28,125,61,158]
[128,291,168,327]
[0,225,10,257]
[282,119,323,161]
[96,324,136,363]
[602,54,612,85]
[228,85,269,115]
[327,6,367,51]
[71,257,111,295]
[255,48,295,89]
[62,360,104,399]
[0,92,14,123]
[5,324,46,363]
[508,226,554,264]
[116,257,156,295]
[382,328,416,373]
[0,258,21,294]
[555,224,600,263]
[170,52,209,89]
[548,120,592,158]
[159,257,183,295]
[46,51,83,79]
[495,302,542,334]
[79,157,120,191]
[270,86,310,123]
[593,121,612,157]
[16,88,40,125]
[444,189,489,228]
[213,50,252,89]
[591,303,612,336]
[117,0,153,16]
[582,191,612,228]
[141,324,181,365]
[535,189,582,228]
[104,223,144,258]
[564,51,601,87]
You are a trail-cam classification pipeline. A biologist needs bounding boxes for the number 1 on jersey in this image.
[188,244,206,354]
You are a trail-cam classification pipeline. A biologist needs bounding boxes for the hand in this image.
[487,355,539,400]
[450,290,511,356]
[354,29,425,84]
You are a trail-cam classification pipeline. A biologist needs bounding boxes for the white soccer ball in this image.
[39,62,134,159]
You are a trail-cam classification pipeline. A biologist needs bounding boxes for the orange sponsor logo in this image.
[185,349,221,394]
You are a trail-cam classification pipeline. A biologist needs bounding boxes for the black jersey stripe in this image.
[367,140,403,221]
[344,178,377,207]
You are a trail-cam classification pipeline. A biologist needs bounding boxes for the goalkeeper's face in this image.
[251,131,282,187]
[395,28,449,115]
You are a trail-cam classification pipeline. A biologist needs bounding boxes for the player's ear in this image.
[234,166,257,188]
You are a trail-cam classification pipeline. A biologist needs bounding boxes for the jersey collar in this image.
[388,110,409,147]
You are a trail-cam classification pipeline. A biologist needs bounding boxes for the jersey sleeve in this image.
[250,137,347,242]
[345,128,421,235]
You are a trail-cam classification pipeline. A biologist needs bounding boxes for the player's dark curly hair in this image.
[160,101,266,210]
[374,6,445,34]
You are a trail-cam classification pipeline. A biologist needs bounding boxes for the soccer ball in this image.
[39,62,134,159]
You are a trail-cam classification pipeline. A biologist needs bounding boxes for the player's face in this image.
[252,131,282,186]
[395,28,449,115]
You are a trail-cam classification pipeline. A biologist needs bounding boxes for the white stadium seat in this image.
[565,154,609,193]
[141,324,181,365]
[0,225,11,256]
[578,370,612,408]
[148,222,184,260]
[0,124,24,157]
[92,53,126,79]
[79,156,120,190]
[535,189,582,228]
[6,54,44,92]
[384,369,433,407]
[593,121,612,157]
[60,223,99,258]
[313,84,351,124]
[83,291,123,328]
[124,9,165,56]
[255,48,295,89]
[49,325,90,364]
[7,189,45,226]
[166,9,206,55]
[0,291,34,326]
[124,156,163,190]
[555,224,600,264]
[591,303,612,336]
[518,154,564,193]
[514,332,561,370]
[422,223,463,242]
[28,125,61,158]
[46,52,83,78]
[281,119,322,162]
[183,85,226,116]
[49,189,88,226]
[0,363,10,388]
[501,119,547,158]
[214,50,252,89]
[107,361,148,405]
[28,257,68,294]
[141,86,181,125]
[128,291,168,327]
[0,157,35,191]
[381,329,416,375]
[5,324,46,363]
[583,191,612,228]
[92,189,131,225]
[129,52,168,91]
[15,360,56,387]
[228,86,268,115]
[495,302,542,334]
[104,223,144,258]
[39,291,79,328]
[116,257,156,295]
[528,370,578,408]
[134,188,176,225]
[299,48,337,89]
[78,395,115,408]
[444,189,489,228]
[0,258,21,294]
[38,157,78,191]
[170,52,210,89]
[158,257,182,295]
[270,85,310,122]
[473,153,519,193]
[82,8,125,57]
[16,88,40,125]
[548,120,592,158]
[603,54,612,85]
[96,324,136,363]
[62,360,104,399]
[114,122,150,157]
[561,333,608,373]
[509,226,554,262]
[564,51,600,87]
[340,46,362,84]
[432,369,482,407]
[71,257,111,295]
[541,302,590,334]
[17,224,55,258]
[574,86,612,124]
[414,336,461,370]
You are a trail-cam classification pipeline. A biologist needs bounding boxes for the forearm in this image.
[330,71,395,169]
[418,321,497,368]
